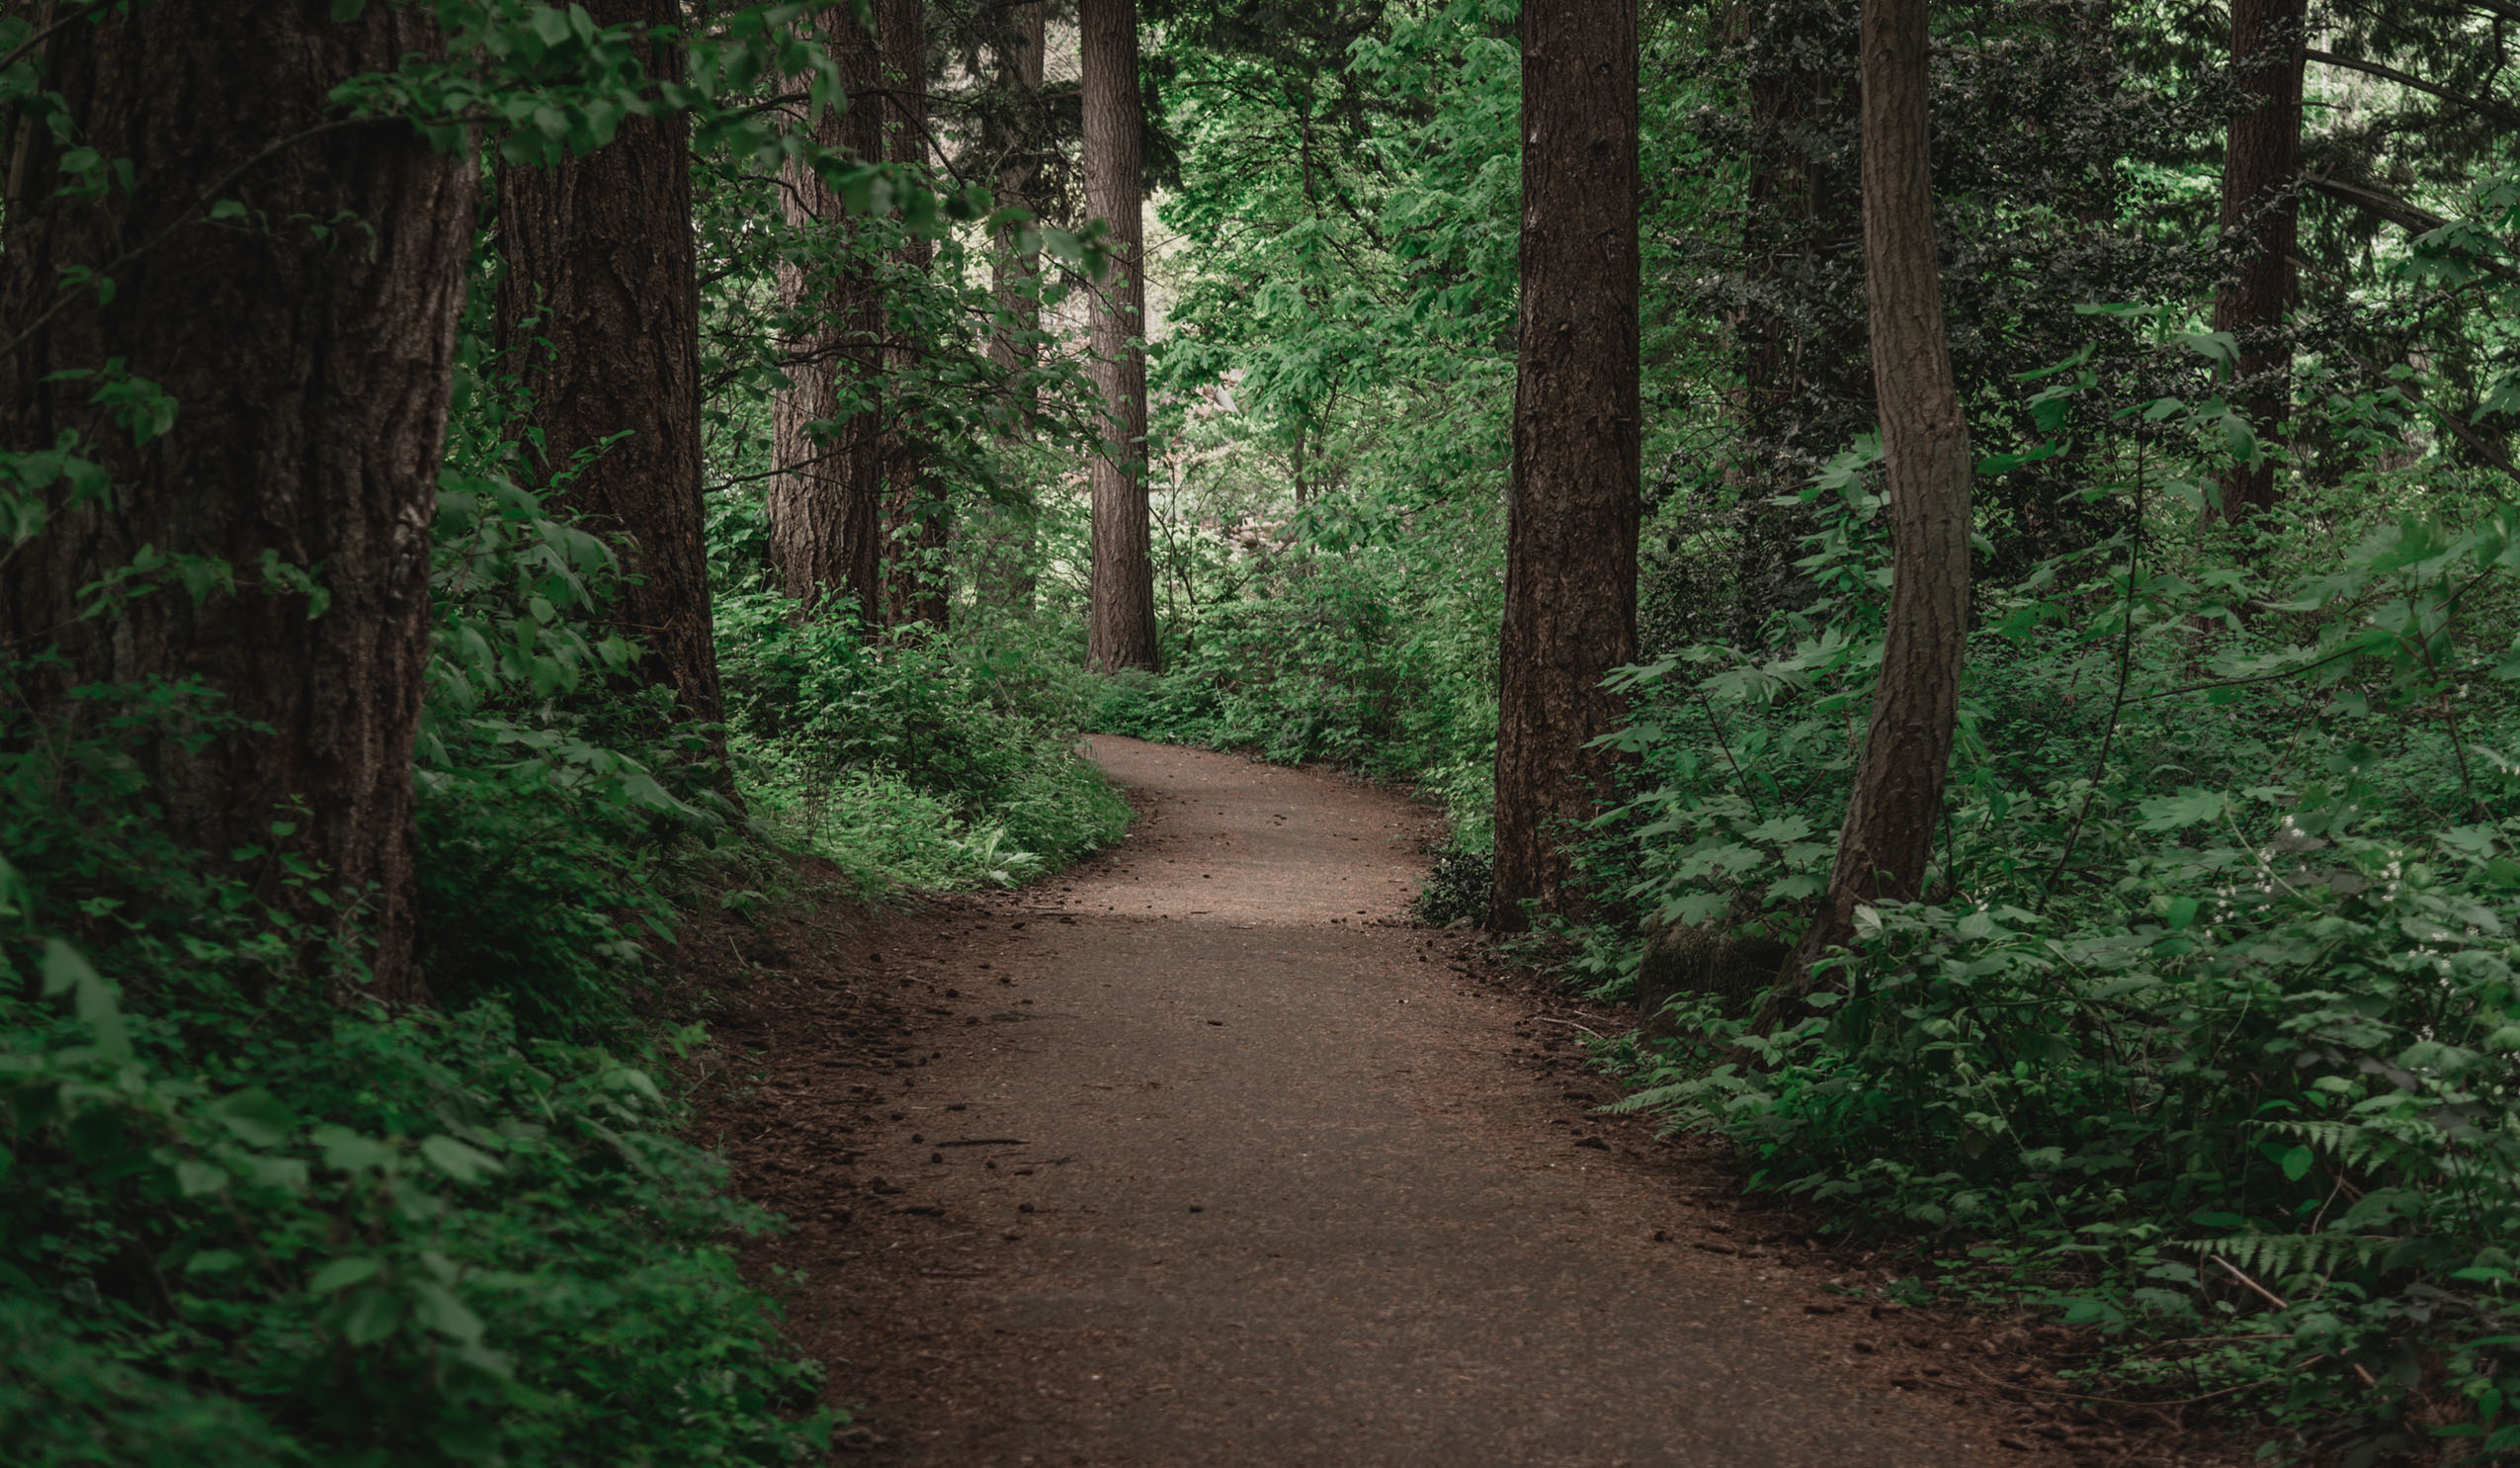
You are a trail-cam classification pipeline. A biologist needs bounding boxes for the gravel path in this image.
[731,736,2089,1465]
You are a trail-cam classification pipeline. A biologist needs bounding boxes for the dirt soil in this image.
[697,736,2240,1467]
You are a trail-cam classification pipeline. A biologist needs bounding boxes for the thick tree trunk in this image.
[976,2,1048,617]
[879,0,949,630]
[768,15,885,626]
[1081,0,1159,671]
[0,2,473,1004]
[1772,0,1973,1013]
[2209,0,2306,524]
[1487,0,1641,930]
[495,0,721,726]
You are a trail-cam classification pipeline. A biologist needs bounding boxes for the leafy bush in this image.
[1096,528,1499,846]
[1596,370,2520,1457]
[714,588,1129,890]
[0,689,833,1466]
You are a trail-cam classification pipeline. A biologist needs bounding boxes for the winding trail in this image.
[737,738,2084,1465]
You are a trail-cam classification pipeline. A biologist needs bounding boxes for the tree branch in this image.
[2304,47,2520,132]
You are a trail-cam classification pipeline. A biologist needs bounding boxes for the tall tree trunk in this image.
[2209,0,2306,524]
[768,15,885,627]
[879,0,949,629]
[1081,0,1158,671]
[977,1,1048,617]
[495,0,721,727]
[0,2,473,1004]
[1772,0,1973,1014]
[1487,0,1641,930]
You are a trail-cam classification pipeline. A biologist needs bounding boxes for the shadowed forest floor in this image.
[696,738,2240,1466]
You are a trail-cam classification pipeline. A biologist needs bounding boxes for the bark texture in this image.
[0,2,474,1003]
[768,15,885,626]
[1775,0,1973,1008]
[496,0,721,725]
[976,2,1048,616]
[1487,0,1641,930]
[2209,0,2306,524]
[1081,0,1159,671]
[879,0,948,629]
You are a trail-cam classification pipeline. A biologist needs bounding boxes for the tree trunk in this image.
[1771,0,1973,1015]
[495,0,721,727]
[768,14,885,627]
[1487,0,1641,930]
[1081,0,1159,671]
[879,0,949,630]
[0,2,474,1004]
[976,2,1048,616]
[2209,0,2306,524]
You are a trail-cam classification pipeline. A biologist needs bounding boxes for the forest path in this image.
[744,737,2067,1465]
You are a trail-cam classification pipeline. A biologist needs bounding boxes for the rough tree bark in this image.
[1771,0,1974,1015]
[976,1,1048,616]
[1081,0,1159,671]
[0,2,474,1004]
[768,13,885,626]
[496,0,722,727]
[2209,0,2306,524]
[879,0,948,629]
[1486,0,1641,930]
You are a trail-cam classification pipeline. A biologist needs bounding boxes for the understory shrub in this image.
[1595,398,2520,1458]
[714,590,1130,890]
[1095,536,1499,846]
[0,689,833,1467]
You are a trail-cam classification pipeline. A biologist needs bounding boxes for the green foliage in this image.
[714,588,1129,892]
[1095,518,1499,845]
[0,691,833,1466]
[1595,331,2520,1455]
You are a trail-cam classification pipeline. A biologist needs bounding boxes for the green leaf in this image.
[312,1124,395,1172]
[2280,1145,2314,1182]
[420,1135,504,1184]
[415,1282,485,1344]
[174,1159,227,1196]
[310,1256,381,1294]
[39,937,97,998]
[2135,789,2226,832]
[341,1287,402,1345]
[209,1087,296,1148]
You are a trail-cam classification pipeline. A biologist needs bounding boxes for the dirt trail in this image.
[726,738,2138,1466]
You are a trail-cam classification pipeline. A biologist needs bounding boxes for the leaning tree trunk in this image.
[0,1,473,1005]
[878,0,949,630]
[976,1,1048,617]
[1486,0,1641,930]
[2208,0,2306,525]
[496,0,722,727]
[1081,0,1158,672]
[768,13,886,627]
[1770,0,1974,1019]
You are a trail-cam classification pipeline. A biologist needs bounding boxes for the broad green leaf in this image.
[310,1257,381,1294]
[420,1135,504,1184]
[209,1087,296,1148]
[2135,789,2226,832]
